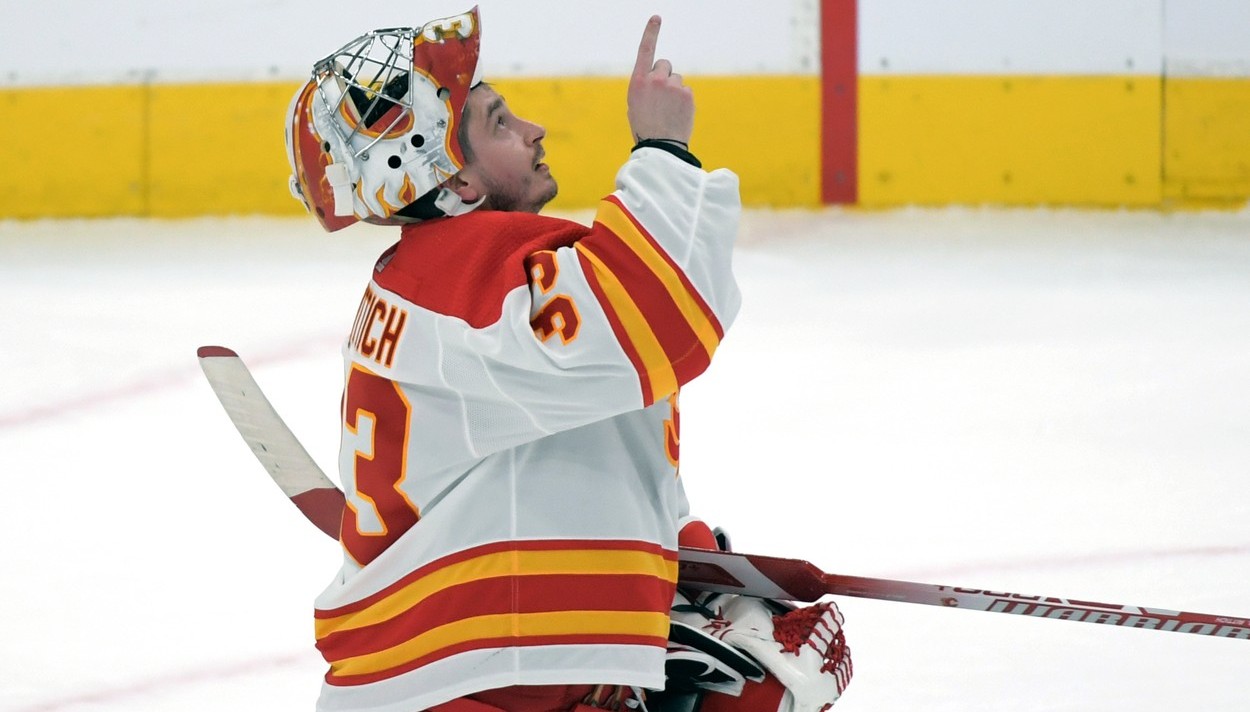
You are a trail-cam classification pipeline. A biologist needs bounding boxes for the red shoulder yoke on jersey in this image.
[380,211,588,327]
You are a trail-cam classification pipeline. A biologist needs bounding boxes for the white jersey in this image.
[314,147,742,712]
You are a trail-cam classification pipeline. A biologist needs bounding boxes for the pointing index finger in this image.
[633,15,661,78]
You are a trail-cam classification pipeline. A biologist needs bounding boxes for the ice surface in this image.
[2,207,1248,711]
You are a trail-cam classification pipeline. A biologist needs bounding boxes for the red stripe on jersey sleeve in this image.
[576,247,652,405]
[602,195,724,342]
[579,219,713,389]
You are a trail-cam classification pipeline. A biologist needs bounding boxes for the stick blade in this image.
[197,345,333,494]
[197,345,345,539]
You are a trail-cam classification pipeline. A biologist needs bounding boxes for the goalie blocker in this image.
[658,520,852,712]
[661,579,852,712]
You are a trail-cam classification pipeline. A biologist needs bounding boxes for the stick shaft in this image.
[825,573,1250,638]
[677,548,1250,640]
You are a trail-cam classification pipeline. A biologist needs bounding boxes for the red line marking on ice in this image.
[0,369,194,430]
[0,335,340,432]
[902,544,1250,581]
[14,653,308,711]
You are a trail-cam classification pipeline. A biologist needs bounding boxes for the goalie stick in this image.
[196,345,345,540]
[197,345,1250,641]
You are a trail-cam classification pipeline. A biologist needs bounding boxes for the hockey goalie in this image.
[282,7,851,711]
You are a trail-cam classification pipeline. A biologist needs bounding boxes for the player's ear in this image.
[446,172,482,204]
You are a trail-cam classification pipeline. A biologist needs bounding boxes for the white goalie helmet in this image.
[285,7,483,231]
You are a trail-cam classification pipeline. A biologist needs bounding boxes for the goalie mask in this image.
[285,7,483,231]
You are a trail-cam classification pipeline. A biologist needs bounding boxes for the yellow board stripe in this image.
[330,610,670,678]
[316,548,677,638]
[8,75,1250,217]
[593,199,722,358]
[575,242,679,402]
[858,74,1164,206]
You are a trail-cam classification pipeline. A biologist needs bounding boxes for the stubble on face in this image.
[478,162,557,213]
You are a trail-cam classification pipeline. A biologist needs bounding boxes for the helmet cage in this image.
[315,29,440,160]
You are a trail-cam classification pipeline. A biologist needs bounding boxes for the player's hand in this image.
[627,16,694,146]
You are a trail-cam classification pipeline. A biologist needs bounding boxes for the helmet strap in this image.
[395,185,485,221]
[434,186,485,217]
[324,163,356,217]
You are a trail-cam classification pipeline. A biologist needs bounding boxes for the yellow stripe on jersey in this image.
[592,199,723,359]
[328,610,670,678]
[315,547,678,638]
[573,242,680,403]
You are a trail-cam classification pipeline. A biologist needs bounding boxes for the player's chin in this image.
[536,173,558,206]
[509,178,557,214]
